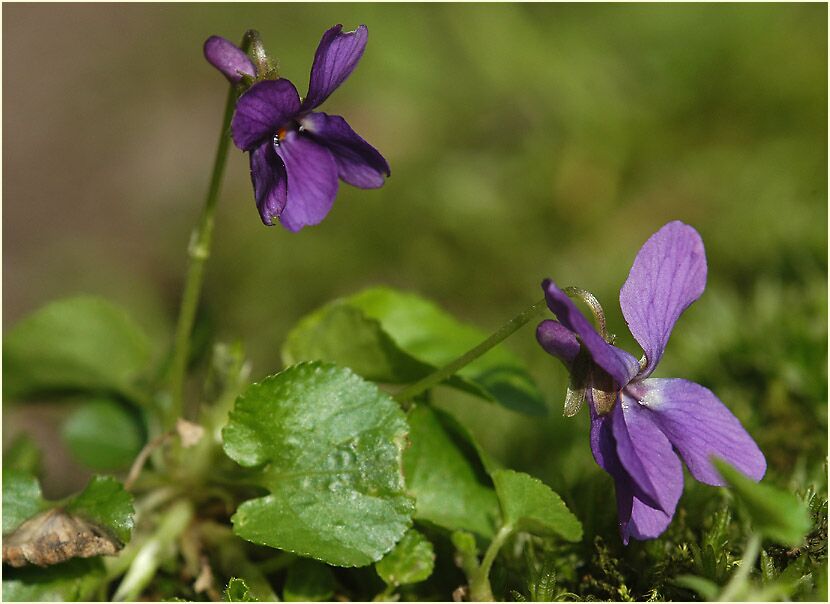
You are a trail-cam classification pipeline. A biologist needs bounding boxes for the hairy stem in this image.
[166,38,250,427]
[469,525,513,601]
[395,298,547,404]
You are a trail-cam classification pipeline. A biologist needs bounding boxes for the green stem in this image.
[113,499,194,601]
[373,584,398,601]
[469,525,513,602]
[719,534,762,602]
[166,49,248,428]
[395,298,547,404]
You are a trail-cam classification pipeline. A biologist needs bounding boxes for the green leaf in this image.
[3,473,132,579]
[491,469,582,542]
[283,287,546,415]
[674,574,720,600]
[283,559,335,601]
[3,296,152,399]
[2,468,46,534]
[3,434,42,476]
[403,405,499,537]
[2,558,106,601]
[714,459,811,547]
[3,470,133,547]
[283,303,432,383]
[62,398,144,471]
[65,476,135,544]
[225,577,258,602]
[433,405,502,475]
[375,529,435,586]
[351,288,546,415]
[223,362,414,567]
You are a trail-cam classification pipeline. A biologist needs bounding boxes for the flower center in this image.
[273,121,303,147]
[590,366,619,416]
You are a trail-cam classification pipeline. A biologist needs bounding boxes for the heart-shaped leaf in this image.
[223,362,414,567]
[3,296,152,400]
[283,287,546,415]
[491,469,582,542]
[403,405,499,537]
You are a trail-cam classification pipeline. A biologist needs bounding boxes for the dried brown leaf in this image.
[2,507,122,567]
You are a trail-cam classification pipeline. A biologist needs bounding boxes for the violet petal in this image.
[589,400,620,473]
[630,378,767,485]
[625,494,674,543]
[302,24,368,111]
[300,111,390,188]
[542,279,640,387]
[204,35,256,83]
[536,319,580,367]
[231,79,302,151]
[249,141,287,226]
[611,397,683,514]
[619,221,707,378]
[589,401,672,543]
[589,400,634,537]
[275,131,339,232]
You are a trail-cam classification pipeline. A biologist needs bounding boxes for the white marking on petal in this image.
[639,386,664,409]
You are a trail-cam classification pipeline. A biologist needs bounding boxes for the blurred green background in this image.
[3,3,826,500]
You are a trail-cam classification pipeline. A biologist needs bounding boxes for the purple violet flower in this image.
[536,221,766,544]
[204,25,390,231]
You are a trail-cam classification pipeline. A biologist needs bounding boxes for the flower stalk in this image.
[394,298,547,404]
[166,36,251,428]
